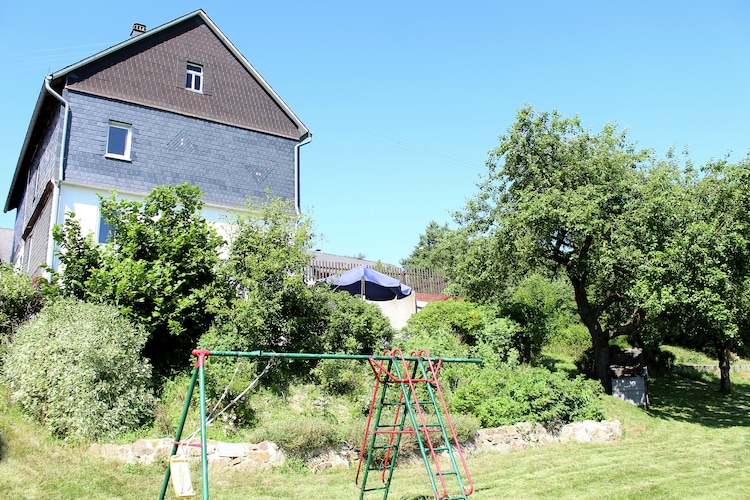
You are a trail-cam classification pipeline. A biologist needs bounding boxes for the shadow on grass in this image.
[646,373,750,428]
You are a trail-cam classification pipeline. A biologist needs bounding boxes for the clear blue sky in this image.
[3,1,749,265]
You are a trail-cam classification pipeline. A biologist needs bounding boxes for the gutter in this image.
[43,76,69,275]
[294,132,312,214]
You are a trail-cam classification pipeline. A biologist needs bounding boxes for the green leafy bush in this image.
[245,385,359,456]
[547,323,591,364]
[405,299,486,344]
[319,289,394,354]
[451,365,604,430]
[473,317,523,367]
[312,358,371,397]
[0,263,45,351]
[3,298,155,441]
[51,184,224,378]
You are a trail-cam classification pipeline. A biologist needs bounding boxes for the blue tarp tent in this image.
[326,266,412,301]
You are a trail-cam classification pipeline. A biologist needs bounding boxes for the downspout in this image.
[43,76,69,277]
[293,133,312,214]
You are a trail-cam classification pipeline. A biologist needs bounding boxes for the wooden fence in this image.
[307,260,448,296]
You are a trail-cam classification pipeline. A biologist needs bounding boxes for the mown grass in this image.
[3,372,750,499]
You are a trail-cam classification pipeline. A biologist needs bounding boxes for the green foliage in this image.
[312,358,370,396]
[403,299,528,367]
[208,197,393,383]
[547,323,591,364]
[52,183,224,377]
[452,364,604,429]
[400,220,458,273]
[0,264,45,351]
[405,299,486,345]
[49,217,102,300]
[319,289,394,354]
[213,196,316,355]
[632,157,750,391]
[453,105,656,387]
[245,385,360,457]
[3,298,154,441]
[472,317,522,366]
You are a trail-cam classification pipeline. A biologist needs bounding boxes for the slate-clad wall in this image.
[12,107,64,268]
[63,90,296,206]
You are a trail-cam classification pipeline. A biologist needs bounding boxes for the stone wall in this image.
[90,420,621,471]
[89,438,284,471]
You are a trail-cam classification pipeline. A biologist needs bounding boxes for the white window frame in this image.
[186,63,203,93]
[105,121,132,160]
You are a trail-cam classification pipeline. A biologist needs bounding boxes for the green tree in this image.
[455,106,653,391]
[52,183,224,377]
[214,196,317,355]
[636,157,750,392]
[207,196,394,382]
[500,273,577,363]
[401,221,456,272]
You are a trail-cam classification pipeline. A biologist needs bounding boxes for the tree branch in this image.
[606,307,644,340]
[595,293,625,318]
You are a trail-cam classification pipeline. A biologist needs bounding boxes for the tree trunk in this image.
[592,331,612,394]
[717,339,732,394]
[569,272,613,394]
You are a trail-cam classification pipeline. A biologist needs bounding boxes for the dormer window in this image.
[186,63,203,92]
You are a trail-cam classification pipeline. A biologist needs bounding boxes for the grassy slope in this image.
[3,373,750,499]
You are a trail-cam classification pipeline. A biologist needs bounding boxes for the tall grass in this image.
[2,372,750,499]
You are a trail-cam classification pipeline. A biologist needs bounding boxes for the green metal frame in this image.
[158,349,481,500]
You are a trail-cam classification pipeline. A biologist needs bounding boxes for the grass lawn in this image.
[2,371,750,499]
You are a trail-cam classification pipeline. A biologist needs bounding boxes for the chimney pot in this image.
[130,23,146,37]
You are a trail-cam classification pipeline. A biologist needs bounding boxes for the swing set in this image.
[158,348,482,500]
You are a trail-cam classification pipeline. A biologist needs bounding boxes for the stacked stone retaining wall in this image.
[90,420,621,472]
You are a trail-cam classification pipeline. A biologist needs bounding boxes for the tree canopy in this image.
[634,157,750,392]
[450,105,750,392]
[454,105,654,391]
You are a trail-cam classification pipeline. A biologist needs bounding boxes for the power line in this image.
[295,105,487,173]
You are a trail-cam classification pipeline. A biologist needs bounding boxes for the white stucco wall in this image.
[369,294,417,331]
[54,183,233,269]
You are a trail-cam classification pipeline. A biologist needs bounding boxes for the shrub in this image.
[451,365,604,430]
[51,184,224,378]
[547,323,591,363]
[473,317,523,366]
[245,385,358,456]
[3,298,155,441]
[0,264,45,352]
[405,299,486,345]
[320,289,394,354]
[312,358,371,397]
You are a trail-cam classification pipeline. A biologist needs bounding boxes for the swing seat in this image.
[170,455,196,498]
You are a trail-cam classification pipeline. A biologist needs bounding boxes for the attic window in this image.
[105,121,132,160]
[186,63,203,92]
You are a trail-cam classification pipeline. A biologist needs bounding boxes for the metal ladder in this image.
[355,349,474,500]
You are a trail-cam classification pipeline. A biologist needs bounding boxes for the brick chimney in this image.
[130,23,146,37]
